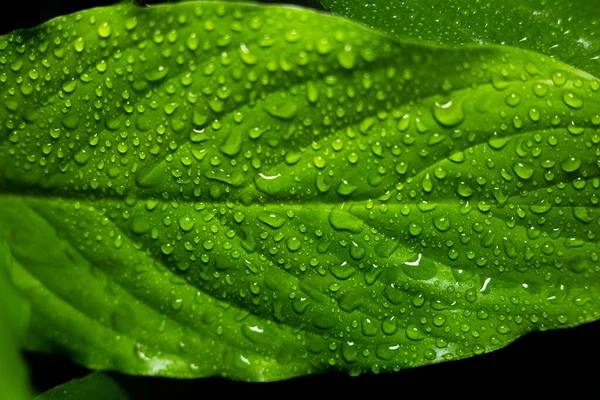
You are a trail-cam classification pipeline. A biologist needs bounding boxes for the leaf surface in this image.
[1,1,600,381]
[0,241,31,399]
[321,0,600,76]
[35,372,130,400]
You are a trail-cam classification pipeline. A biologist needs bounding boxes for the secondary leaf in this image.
[321,0,600,76]
[1,1,600,381]
[0,241,31,400]
[35,372,130,400]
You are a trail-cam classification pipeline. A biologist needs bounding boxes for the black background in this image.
[2,0,600,395]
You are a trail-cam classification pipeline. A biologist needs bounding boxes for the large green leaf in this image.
[321,0,600,76]
[35,372,130,400]
[1,1,600,381]
[0,241,31,399]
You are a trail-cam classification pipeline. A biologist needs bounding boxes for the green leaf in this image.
[0,241,31,399]
[321,0,600,76]
[35,372,130,400]
[1,1,600,381]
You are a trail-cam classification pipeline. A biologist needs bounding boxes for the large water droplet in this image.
[239,43,257,65]
[562,90,583,109]
[337,45,356,69]
[258,211,286,229]
[97,22,112,38]
[145,65,169,82]
[561,157,581,172]
[329,206,363,233]
[179,216,196,232]
[432,100,464,127]
[264,99,297,120]
[406,324,427,341]
[512,162,534,179]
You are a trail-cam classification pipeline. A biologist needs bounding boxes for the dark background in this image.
[3,0,600,395]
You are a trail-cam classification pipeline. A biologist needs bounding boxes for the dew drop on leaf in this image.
[432,100,464,127]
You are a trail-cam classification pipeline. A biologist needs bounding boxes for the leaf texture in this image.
[1,1,600,381]
[0,240,31,399]
[321,0,600,76]
[35,372,130,400]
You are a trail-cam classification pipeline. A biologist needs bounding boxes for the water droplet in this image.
[62,79,77,93]
[341,341,358,363]
[307,81,319,103]
[125,17,137,30]
[573,207,593,223]
[74,150,90,165]
[145,65,169,82]
[96,59,108,73]
[382,317,398,335]
[286,237,302,252]
[433,315,447,327]
[512,162,534,179]
[97,22,112,38]
[284,29,301,43]
[505,93,521,107]
[316,37,333,54]
[568,257,590,273]
[421,173,433,192]
[406,324,426,341]
[179,216,196,232]
[456,182,473,198]
[409,222,423,236]
[337,45,356,69]
[220,129,243,157]
[424,349,437,360]
[529,200,552,214]
[239,43,257,65]
[161,243,174,255]
[432,100,464,127]
[264,100,297,120]
[258,212,285,229]
[186,34,199,51]
[561,157,581,172]
[131,216,151,234]
[73,37,85,52]
[528,107,541,122]
[552,71,567,86]
[433,217,451,232]
[336,180,357,196]
[329,206,363,233]
[563,90,583,109]
[403,254,437,280]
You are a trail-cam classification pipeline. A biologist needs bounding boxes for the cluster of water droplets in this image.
[1,2,600,379]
